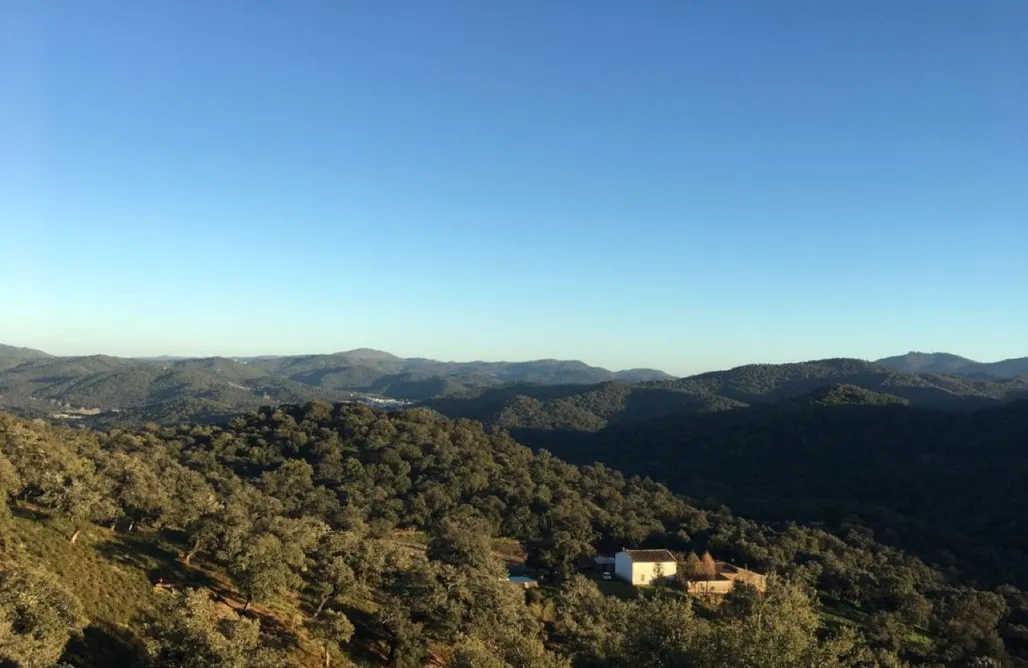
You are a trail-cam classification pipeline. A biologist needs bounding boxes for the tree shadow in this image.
[340,604,391,664]
[60,622,145,668]
[94,533,219,591]
[225,602,302,655]
[10,503,51,521]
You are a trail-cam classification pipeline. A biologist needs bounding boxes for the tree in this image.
[451,628,572,668]
[555,575,629,663]
[692,577,862,668]
[102,451,173,531]
[620,596,701,668]
[305,609,354,668]
[930,588,1009,665]
[426,515,496,572]
[305,532,360,619]
[0,453,21,543]
[2,429,115,542]
[229,533,297,611]
[185,494,251,566]
[653,561,666,585]
[682,552,705,582]
[0,562,88,668]
[375,596,427,668]
[718,581,762,620]
[449,636,508,668]
[144,588,282,668]
[700,551,717,580]
[259,459,315,517]
[162,463,219,538]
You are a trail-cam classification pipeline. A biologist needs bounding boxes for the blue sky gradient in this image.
[2,1,1025,374]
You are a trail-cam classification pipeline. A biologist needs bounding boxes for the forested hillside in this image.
[3,404,1026,666]
[0,347,673,426]
[5,346,1025,431]
[427,359,1028,432]
[877,353,1028,379]
[509,391,1028,590]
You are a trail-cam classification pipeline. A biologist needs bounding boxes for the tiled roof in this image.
[623,549,676,563]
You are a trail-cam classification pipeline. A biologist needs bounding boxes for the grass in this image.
[8,507,159,665]
[818,593,869,629]
[6,503,368,667]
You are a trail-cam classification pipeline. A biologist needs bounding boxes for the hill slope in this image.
[0,347,676,424]
[3,403,1028,667]
[0,343,51,359]
[0,343,52,372]
[427,358,1027,431]
[878,351,1028,379]
[513,394,1028,588]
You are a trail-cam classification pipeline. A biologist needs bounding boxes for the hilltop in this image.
[877,351,1028,379]
[0,346,676,426]
[0,343,51,359]
[0,343,52,372]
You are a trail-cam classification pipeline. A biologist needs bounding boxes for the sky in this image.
[1,1,1025,375]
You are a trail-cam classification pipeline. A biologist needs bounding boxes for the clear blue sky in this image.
[1,1,1025,375]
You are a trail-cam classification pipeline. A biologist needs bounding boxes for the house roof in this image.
[622,549,676,563]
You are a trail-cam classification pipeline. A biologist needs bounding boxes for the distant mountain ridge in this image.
[0,344,51,361]
[3,343,1025,427]
[876,351,1028,378]
[0,344,676,424]
[425,357,1028,432]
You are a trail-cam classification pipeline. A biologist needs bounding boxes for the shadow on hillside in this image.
[617,387,739,424]
[61,622,144,668]
[94,533,219,591]
[234,603,301,655]
[372,374,456,400]
[340,604,391,665]
[507,427,599,460]
[93,535,304,656]
[10,504,51,521]
[426,383,603,417]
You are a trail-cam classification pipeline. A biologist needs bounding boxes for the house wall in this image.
[614,552,633,583]
[615,554,678,586]
[687,579,735,595]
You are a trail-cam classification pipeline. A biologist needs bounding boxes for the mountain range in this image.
[425,357,1028,433]
[1,343,1025,428]
[0,345,673,425]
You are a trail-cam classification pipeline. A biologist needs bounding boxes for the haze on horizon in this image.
[2,1,1025,376]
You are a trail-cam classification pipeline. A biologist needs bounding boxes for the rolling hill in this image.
[425,358,1028,432]
[0,343,52,371]
[3,345,1025,428]
[0,343,51,359]
[0,345,676,424]
[877,351,1028,379]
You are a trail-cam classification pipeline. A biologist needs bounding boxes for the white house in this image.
[614,549,677,586]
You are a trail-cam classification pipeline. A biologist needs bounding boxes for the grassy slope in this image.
[5,506,352,667]
[7,509,160,666]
